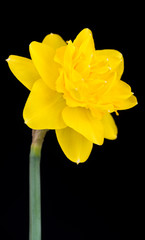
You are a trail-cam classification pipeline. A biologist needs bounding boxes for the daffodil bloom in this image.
[7,28,137,163]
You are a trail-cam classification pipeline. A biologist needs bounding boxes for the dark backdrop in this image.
[1,3,144,240]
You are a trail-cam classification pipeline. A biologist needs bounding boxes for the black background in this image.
[1,3,144,240]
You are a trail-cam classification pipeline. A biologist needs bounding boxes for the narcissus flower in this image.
[7,28,137,163]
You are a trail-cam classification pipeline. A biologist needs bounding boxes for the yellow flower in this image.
[7,28,137,163]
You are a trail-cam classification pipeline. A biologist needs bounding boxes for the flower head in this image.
[7,28,137,163]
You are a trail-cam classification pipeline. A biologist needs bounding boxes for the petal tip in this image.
[114,134,118,140]
[24,118,28,125]
[6,57,10,62]
[76,159,81,165]
[29,41,38,51]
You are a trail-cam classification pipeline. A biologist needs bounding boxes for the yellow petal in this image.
[29,41,59,90]
[73,28,95,54]
[23,79,66,129]
[54,46,66,65]
[111,80,132,99]
[102,113,118,140]
[62,107,104,145]
[115,94,138,110]
[64,40,75,71]
[56,127,93,163]
[42,33,66,49]
[6,55,40,90]
[95,49,124,78]
[56,70,65,93]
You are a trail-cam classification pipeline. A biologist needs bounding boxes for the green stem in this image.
[29,130,48,240]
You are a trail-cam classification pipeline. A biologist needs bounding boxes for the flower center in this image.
[54,41,118,118]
